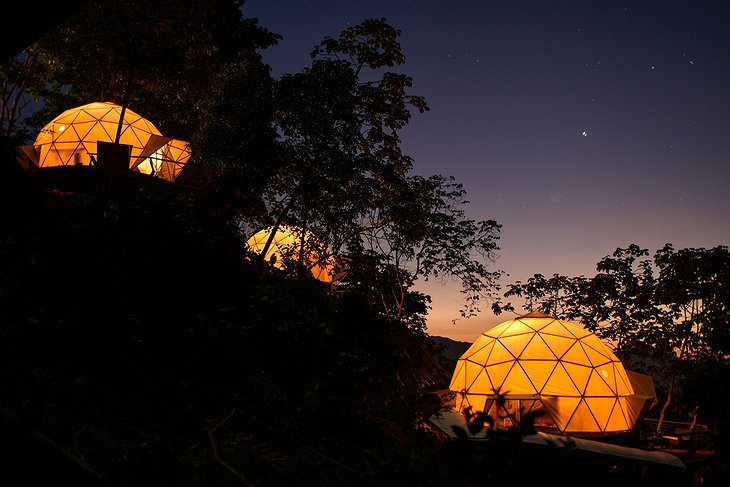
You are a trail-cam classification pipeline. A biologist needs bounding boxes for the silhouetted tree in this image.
[499,243,730,435]
[652,244,730,432]
[578,244,658,351]
[499,272,585,319]
[9,0,279,143]
[1,8,490,485]
[251,19,502,324]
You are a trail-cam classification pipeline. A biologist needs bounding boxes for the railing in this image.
[642,418,713,451]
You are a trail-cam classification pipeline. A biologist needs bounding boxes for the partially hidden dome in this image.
[25,101,190,181]
[449,311,652,435]
[245,224,347,284]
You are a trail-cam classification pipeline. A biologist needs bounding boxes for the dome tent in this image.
[20,101,190,181]
[245,224,347,284]
[449,311,654,435]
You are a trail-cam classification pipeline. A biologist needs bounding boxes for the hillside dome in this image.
[449,311,652,435]
[245,224,347,284]
[24,101,190,181]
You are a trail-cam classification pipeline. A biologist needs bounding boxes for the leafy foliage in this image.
[578,244,658,350]
[7,2,717,484]
[0,52,43,141]
[16,0,280,142]
[0,170,457,485]
[1,4,500,484]
[500,272,585,319]
[498,243,730,436]
[183,14,506,325]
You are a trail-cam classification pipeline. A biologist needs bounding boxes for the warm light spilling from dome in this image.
[22,101,190,181]
[245,224,347,284]
[449,311,654,435]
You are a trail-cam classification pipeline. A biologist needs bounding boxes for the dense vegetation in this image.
[0,1,493,484]
[0,158,458,485]
[1,1,729,485]
[495,245,730,437]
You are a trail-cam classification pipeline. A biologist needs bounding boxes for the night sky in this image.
[243,0,730,341]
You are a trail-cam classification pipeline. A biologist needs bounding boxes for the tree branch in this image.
[208,408,256,487]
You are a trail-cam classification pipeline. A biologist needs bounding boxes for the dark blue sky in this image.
[243,0,730,341]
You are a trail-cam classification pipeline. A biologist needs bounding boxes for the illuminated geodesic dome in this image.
[21,101,190,181]
[449,311,654,435]
[245,224,346,284]
[245,224,347,284]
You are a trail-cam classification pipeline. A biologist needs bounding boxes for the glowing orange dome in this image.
[245,224,347,284]
[26,101,190,181]
[449,311,652,434]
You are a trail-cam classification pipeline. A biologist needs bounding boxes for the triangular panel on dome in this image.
[484,361,516,394]
[464,361,492,392]
[94,107,118,123]
[497,320,535,338]
[584,369,617,397]
[550,362,593,395]
[135,135,192,181]
[598,398,633,432]
[487,339,517,365]
[463,367,495,395]
[123,124,150,148]
[521,318,555,332]
[538,319,573,338]
[462,394,488,413]
[540,332,578,359]
[564,399,601,432]
[581,342,613,367]
[505,361,541,394]
[515,312,555,330]
[519,334,555,360]
[561,341,591,366]
[596,363,621,394]
[539,362,588,396]
[519,360,557,393]
[166,139,192,163]
[568,325,592,339]
[57,124,88,142]
[498,333,533,358]
[463,340,495,365]
[542,396,581,432]
[581,334,616,359]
